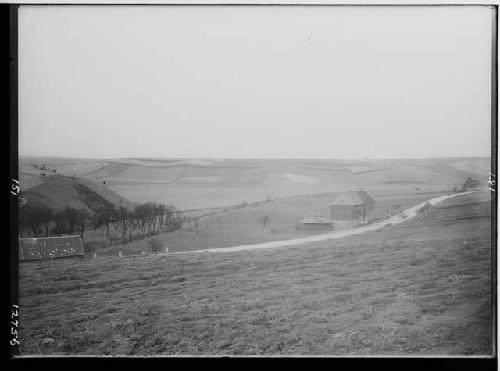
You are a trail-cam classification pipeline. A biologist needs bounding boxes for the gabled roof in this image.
[301,216,333,224]
[331,190,375,206]
[356,190,375,204]
[19,235,84,261]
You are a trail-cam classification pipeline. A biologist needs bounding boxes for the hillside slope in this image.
[19,191,491,355]
[20,174,133,213]
[20,156,490,210]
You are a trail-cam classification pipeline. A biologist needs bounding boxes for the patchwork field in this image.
[19,157,489,210]
[18,191,492,356]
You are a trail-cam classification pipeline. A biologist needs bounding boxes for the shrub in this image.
[148,238,163,255]
[83,241,105,254]
[259,215,270,229]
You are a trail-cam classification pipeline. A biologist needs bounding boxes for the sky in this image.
[19,5,493,159]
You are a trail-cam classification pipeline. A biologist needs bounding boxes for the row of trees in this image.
[18,202,185,244]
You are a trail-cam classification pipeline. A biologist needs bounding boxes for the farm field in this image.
[19,156,488,210]
[19,156,491,260]
[16,4,495,358]
[18,191,492,356]
[98,189,452,256]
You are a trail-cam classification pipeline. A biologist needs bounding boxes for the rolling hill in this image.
[19,156,490,210]
[20,174,133,214]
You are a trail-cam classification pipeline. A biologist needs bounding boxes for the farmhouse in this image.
[19,235,85,261]
[299,216,334,231]
[330,190,375,223]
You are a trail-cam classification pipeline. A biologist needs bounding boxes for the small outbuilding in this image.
[19,235,85,261]
[299,216,334,231]
[330,190,375,223]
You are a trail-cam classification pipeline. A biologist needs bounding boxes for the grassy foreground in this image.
[18,191,492,356]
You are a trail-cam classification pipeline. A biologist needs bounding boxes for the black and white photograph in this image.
[8,1,497,358]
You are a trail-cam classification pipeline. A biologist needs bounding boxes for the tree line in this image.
[18,202,185,244]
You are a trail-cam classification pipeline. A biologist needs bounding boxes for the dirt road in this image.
[175,191,476,255]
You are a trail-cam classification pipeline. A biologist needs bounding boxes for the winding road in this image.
[175,191,475,255]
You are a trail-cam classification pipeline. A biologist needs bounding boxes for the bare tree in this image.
[93,205,116,242]
[157,203,167,230]
[134,203,151,237]
[77,208,91,239]
[163,205,176,230]
[63,207,80,235]
[19,204,53,237]
[116,206,132,242]
[104,205,117,240]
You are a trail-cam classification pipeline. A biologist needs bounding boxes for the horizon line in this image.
[18,154,492,161]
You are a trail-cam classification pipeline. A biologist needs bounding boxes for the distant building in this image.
[19,235,85,261]
[299,217,334,231]
[330,190,375,223]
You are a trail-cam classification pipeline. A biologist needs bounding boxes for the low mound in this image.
[20,174,133,213]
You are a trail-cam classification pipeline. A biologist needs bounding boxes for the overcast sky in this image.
[19,5,493,159]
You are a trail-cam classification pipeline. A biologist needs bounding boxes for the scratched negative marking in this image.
[488,172,496,192]
[10,178,19,196]
[10,304,19,347]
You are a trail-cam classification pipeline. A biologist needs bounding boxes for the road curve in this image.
[174,191,476,255]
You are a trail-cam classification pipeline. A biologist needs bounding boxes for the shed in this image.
[330,190,375,222]
[19,235,85,261]
[299,216,334,231]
